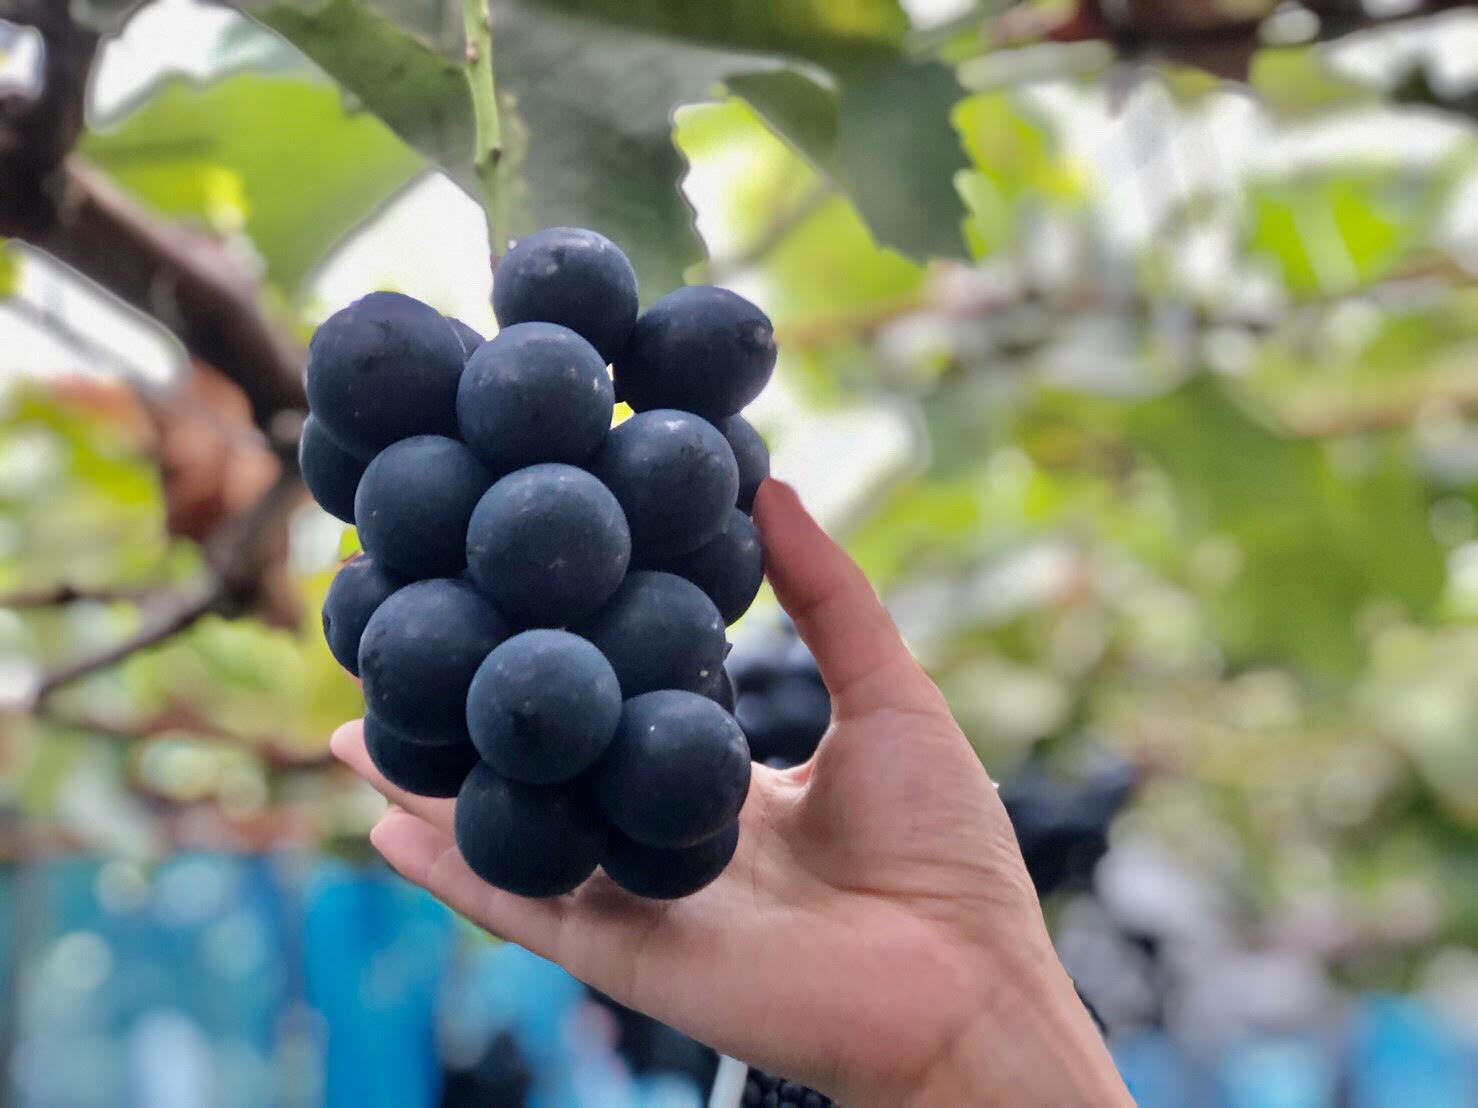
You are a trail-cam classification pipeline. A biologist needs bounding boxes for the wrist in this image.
[897,951,1132,1108]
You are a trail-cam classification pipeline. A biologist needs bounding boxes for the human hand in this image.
[331,480,1132,1107]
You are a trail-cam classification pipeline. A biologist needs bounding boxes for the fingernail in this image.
[775,479,806,509]
[754,477,797,513]
[367,804,402,851]
[328,720,361,762]
[368,815,391,853]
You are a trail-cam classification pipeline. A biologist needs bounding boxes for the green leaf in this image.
[1246,170,1440,296]
[726,69,840,175]
[235,0,718,291]
[526,1,970,263]
[486,3,747,293]
[735,58,970,260]
[1125,376,1444,673]
[834,58,969,261]
[227,0,968,294]
[67,0,151,33]
[81,72,424,294]
[953,91,1082,257]
[1250,46,1378,117]
[673,96,925,321]
[0,385,180,597]
[241,1,473,192]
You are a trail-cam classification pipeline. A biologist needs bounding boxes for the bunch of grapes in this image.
[997,756,1137,898]
[305,227,776,901]
[742,1071,835,1108]
[725,630,1127,1101]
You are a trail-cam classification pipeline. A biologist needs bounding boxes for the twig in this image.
[202,467,306,604]
[33,702,334,769]
[989,0,1478,54]
[0,289,162,383]
[776,290,931,350]
[29,581,226,708]
[0,3,307,436]
[462,0,510,259]
[37,161,309,433]
[1274,366,1478,439]
[0,1,95,187]
[20,449,305,708]
[0,583,168,608]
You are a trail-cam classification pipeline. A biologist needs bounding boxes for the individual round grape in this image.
[736,675,832,766]
[614,286,776,422]
[359,578,514,742]
[466,630,622,785]
[446,316,485,359]
[364,712,479,798]
[697,665,736,713]
[305,291,464,457]
[999,759,1137,897]
[577,572,725,697]
[457,322,614,475]
[466,464,630,627]
[355,435,492,579]
[321,554,404,676]
[590,410,738,558]
[492,227,639,364]
[592,690,751,848]
[719,415,769,513]
[298,415,367,523]
[602,820,739,900]
[646,509,764,625]
[454,761,607,897]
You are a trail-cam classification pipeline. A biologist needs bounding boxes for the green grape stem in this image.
[462,0,509,260]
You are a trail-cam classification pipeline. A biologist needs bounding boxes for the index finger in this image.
[330,720,456,833]
[752,480,946,720]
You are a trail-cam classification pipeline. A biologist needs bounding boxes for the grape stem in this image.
[462,0,509,260]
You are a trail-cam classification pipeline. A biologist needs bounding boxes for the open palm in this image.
[332,480,1129,1106]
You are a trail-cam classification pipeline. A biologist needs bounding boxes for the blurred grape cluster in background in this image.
[3,0,1478,1105]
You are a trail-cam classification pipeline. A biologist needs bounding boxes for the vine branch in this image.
[0,583,169,609]
[34,702,334,770]
[29,582,226,707]
[25,467,306,710]
[0,286,159,383]
[0,1,308,437]
[463,0,510,260]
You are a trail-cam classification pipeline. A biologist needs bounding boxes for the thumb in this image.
[752,480,947,720]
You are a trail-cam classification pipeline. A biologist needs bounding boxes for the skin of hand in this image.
[331,479,1134,1107]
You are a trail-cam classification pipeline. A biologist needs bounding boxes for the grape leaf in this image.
[833,57,970,260]
[1247,170,1440,297]
[235,1,474,194]
[81,73,424,294]
[224,0,968,294]
[725,69,841,176]
[1125,376,1444,674]
[501,0,972,267]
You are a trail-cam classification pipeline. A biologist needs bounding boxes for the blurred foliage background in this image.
[3,0,1478,1104]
